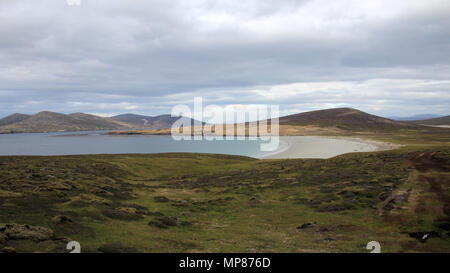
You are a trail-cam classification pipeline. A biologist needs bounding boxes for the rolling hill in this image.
[0,108,434,134]
[111,113,202,129]
[279,108,415,130]
[389,114,443,121]
[0,111,132,133]
[0,113,31,126]
[0,111,203,134]
[109,108,424,136]
[409,115,450,126]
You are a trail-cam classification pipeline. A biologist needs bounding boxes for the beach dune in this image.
[260,136,398,159]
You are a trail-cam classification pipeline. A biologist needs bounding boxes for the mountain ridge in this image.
[0,113,32,127]
[111,113,206,129]
[408,115,450,126]
[1,108,444,134]
[0,111,201,133]
[0,111,131,133]
[278,107,415,130]
[388,114,443,121]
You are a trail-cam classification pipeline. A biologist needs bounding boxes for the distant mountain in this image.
[111,113,202,129]
[0,111,203,134]
[0,113,31,126]
[388,114,443,121]
[110,114,155,126]
[279,108,414,130]
[0,111,132,133]
[409,115,450,126]
[1,108,434,134]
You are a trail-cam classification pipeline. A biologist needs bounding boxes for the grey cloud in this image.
[0,0,449,117]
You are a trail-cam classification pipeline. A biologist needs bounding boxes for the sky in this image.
[0,0,449,119]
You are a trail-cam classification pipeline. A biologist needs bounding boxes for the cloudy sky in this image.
[0,0,449,119]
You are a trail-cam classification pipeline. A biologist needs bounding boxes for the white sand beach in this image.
[259,136,398,159]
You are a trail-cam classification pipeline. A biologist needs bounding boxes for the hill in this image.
[0,113,31,126]
[0,111,132,133]
[110,114,155,127]
[279,108,415,130]
[111,113,202,129]
[109,108,424,136]
[0,108,429,134]
[389,114,443,121]
[409,115,450,126]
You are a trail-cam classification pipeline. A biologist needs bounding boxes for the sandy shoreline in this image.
[259,136,399,159]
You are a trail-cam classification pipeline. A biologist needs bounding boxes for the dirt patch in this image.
[154,196,170,202]
[98,243,139,253]
[381,190,410,211]
[102,207,145,221]
[0,223,54,241]
[421,175,450,216]
[410,152,450,172]
[408,231,440,243]
[52,215,73,224]
[148,216,178,229]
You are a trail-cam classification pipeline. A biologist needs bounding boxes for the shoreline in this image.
[259,136,400,159]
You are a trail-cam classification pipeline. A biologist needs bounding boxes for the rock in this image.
[339,190,356,198]
[172,200,189,207]
[0,233,6,244]
[98,243,138,253]
[319,203,353,212]
[296,222,317,230]
[154,196,169,202]
[249,197,262,205]
[148,220,169,229]
[383,191,410,211]
[180,221,192,227]
[52,215,73,224]
[378,192,390,201]
[102,208,143,221]
[318,227,330,232]
[408,231,439,243]
[0,224,54,242]
[148,216,178,229]
[2,246,16,253]
[382,198,396,211]
[124,203,148,211]
[158,216,177,226]
[434,218,450,231]
[147,211,165,217]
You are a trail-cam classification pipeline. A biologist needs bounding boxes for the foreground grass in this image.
[0,137,449,252]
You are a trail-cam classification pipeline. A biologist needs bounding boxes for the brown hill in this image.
[0,113,31,126]
[111,113,203,129]
[0,111,132,133]
[279,108,414,130]
[409,115,450,126]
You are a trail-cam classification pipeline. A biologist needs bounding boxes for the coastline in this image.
[259,136,400,159]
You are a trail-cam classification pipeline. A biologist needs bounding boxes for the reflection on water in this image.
[0,131,281,158]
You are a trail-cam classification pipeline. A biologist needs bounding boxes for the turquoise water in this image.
[0,131,284,158]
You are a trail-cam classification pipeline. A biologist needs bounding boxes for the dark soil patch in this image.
[102,209,143,221]
[154,196,169,202]
[98,243,139,253]
[148,216,178,229]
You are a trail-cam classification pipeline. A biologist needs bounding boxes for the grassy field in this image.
[0,129,449,253]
